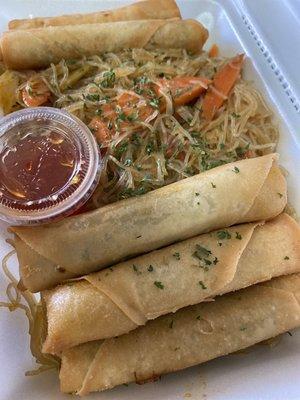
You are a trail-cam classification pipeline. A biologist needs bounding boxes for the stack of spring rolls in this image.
[0,0,209,69]
[4,0,300,396]
[11,152,300,395]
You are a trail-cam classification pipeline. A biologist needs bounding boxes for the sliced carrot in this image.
[156,76,211,107]
[89,117,113,145]
[202,54,245,121]
[22,80,51,107]
[117,92,154,122]
[208,44,219,58]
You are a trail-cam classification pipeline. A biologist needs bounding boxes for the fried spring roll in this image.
[41,213,300,354]
[0,19,207,70]
[8,0,181,30]
[11,154,287,293]
[59,273,300,394]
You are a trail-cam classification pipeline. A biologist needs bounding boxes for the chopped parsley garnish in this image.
[196,315,202,320]
[194,245,212,258]
[173,252,181,260]
[169,320,174,329]
[277,192,283,198]
[211,182,216,188]
[146,142,155,155]
[198,281,207,289]
[115,142,128,158]
[101,70,116,88]
[235,232,242,240]
[220,143,225,150]
[154,281,164,289]
[124,158,133,167]
[284,256,290,260]
[213,257,219,265]
[233,166,240,173]
[231,112,241,118]
[117,112,127,121]
[239,326,247,331]
[132,264,141,274]
[217,230,232,240]
[148,265,154,272]
[195,192,200,196]
[197,202,200,205]
[149,97,160,109]
[85,93,100,102]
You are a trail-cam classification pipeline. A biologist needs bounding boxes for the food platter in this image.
[0,1,300,399]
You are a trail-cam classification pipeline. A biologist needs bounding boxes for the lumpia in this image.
[11,154,287,293]
[42,213,300,354]
[8,0,181,30]
[59,273,300,394]
[1,19,207,70]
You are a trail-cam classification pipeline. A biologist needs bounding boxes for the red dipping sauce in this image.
[0,107,100,224]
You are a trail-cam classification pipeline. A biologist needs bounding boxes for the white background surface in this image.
[0,1,300,399]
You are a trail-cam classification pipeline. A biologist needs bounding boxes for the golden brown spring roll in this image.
[8,0,181,30]
[42,213,300,355]
[11,154,286,293]
[59,273,300,394]
[0,19,207,70]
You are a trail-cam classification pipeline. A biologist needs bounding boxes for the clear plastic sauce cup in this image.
[0,107,100,224]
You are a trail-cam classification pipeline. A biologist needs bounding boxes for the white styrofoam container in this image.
[0,1,299,399]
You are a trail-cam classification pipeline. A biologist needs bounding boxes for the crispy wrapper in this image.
[59,273,300,394]
[0,19,207,70]
[42,213,300,354]
[8,0,181,30]
[11,154,287,293]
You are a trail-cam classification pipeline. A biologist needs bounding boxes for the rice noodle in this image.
[0,250,59,375]
[11,48,278,207]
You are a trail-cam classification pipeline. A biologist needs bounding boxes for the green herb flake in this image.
[233,166,240,173]
[132,264,141,274]
[277,192,283,198]
[196,315,202,320]
[284,256,290,260]
[101,70,116,88]
[239,326,247,331]
[194,245,212,259]
[147,265,154,272]
[85,93,100,102]
[198,281,207,290]
[154,281,164,289]
[235,232,242,240]
[146,142,154,155]
[173,252,181,260]
[169,320,174,329]
[195,192,200,196]
[213,257,219,265]
[211,182,216,188]
[149,97,160,109]
[231,112,241,118]
[217,230,232,240]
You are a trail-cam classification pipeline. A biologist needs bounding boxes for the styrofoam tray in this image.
[0,1,299,399]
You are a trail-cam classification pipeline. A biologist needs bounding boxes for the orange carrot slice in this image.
[157,76,211,107]
[202,54,245,121]
[117,92,154,121]
[22,80,51,107]
[208,44,219,58]
[89,117,113,145]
